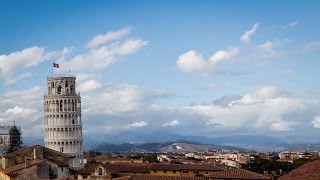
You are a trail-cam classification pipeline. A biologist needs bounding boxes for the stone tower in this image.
[44,76,83,168]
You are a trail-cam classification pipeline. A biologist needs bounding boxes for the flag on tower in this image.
[53,63,59,68]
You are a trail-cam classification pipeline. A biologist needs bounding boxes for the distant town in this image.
[0,123,319,179]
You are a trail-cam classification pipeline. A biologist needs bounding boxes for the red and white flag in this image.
[53,63,59,68]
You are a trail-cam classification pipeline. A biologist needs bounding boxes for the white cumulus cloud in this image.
[84,84,144,114]
[163,120,180,127]
[130,121,148,127]
[187,86,304,131]
[0,87,43,136]
[209,48,239,64]
[240,23,260,43]
[312,116,320,128]
[258,41,278,58]
[86,27,132,49]
[177,48,239,73]
[58,38,147,73]
[0,46,48,76]
[78,79,103,93]
[177,50,209,73]
[233,86,279,105]
[270,120,299,132]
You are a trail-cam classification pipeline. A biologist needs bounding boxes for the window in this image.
[72,119,75,125]
[61,167,64,172]
[98,168,103,175]
[163,170,167,173]
[60,147,64,152]
[153,170,157,173]
[173,170,176,173]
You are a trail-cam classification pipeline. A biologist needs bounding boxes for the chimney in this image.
[33,148,37,160]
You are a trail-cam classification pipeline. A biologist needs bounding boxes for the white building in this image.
[157,154,170,162]
[221,159,240,168]
[44,76,83,169]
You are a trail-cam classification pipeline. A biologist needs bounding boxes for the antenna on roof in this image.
[13,120,15,126]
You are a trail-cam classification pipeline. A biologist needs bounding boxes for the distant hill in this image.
[90,140,250,153]
[24,133,320,152]
[88,132,290,152]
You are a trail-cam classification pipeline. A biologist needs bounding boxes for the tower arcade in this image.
[44,76,83,168]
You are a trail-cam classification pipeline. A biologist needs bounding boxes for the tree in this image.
[143,154,159,163]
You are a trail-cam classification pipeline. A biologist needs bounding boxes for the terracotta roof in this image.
[150,164,180,171]
[0,158,47,175]
[2,145,70,158]
[113,162,152,167]
[103,164,149,173]
[76,162,149,175]
[116,175,210,180]
[113,176,132,180]
[209,168,272,180]
[278,160,320,180]
[76,162,103,174]
[150,164,224,171]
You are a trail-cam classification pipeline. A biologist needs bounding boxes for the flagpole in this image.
[52,60,54,77]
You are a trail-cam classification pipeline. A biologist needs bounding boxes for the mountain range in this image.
[90,140,249,153]
[23,132,320,152]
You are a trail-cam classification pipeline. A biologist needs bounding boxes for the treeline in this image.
[242,155,312,174]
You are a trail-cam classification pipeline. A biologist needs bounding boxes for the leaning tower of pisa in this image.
[44,76,83,168]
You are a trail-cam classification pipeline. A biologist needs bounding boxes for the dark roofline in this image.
[150,163,224,171]
[2,144,72,158]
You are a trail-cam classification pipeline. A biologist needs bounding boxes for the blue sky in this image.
[1,0,320,142]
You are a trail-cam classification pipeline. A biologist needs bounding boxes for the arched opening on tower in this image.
[57,85,62,94]
[60,100,63,112]
[72,100,75,111]
[98,167,103,175]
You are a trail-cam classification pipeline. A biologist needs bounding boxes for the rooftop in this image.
[209,168,272,180]
[278,160,320,180]
[150,163,225,171]
[114,175,210,180]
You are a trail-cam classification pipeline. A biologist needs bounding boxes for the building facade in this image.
[44,76,83,168]
[0,125,23,154]
[0,145,72,179]
[0,126,11,148]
